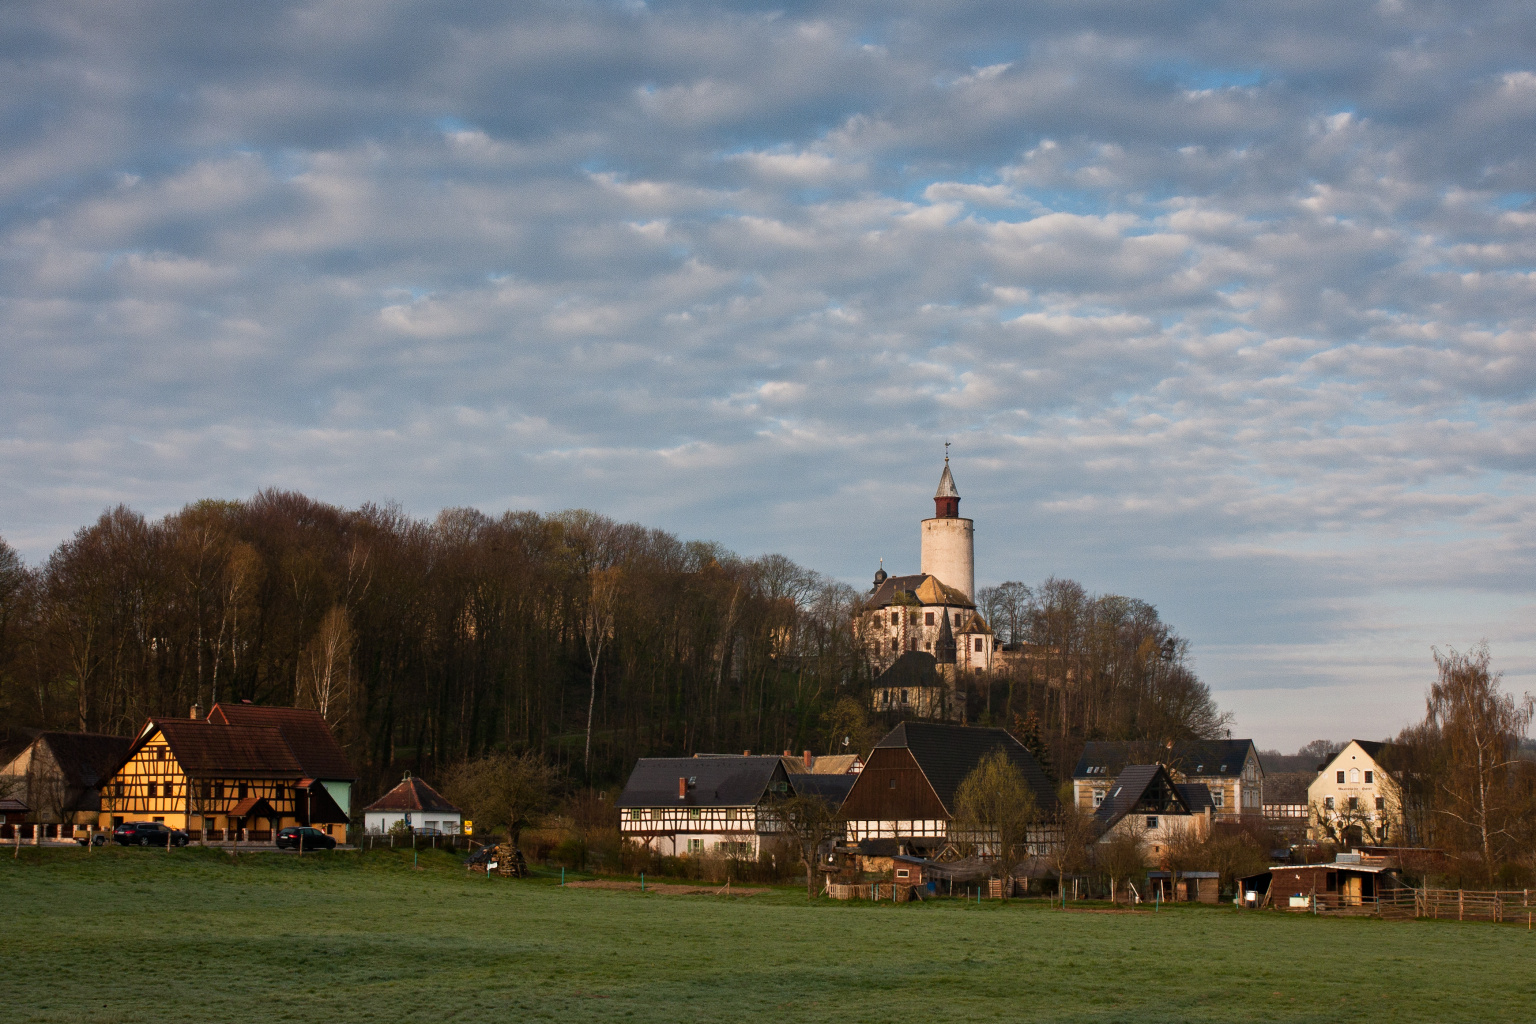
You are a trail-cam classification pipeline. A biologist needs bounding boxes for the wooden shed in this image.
[1148,870,1220,904]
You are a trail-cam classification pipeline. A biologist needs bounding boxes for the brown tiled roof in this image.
[206,704,356,780]
[154,720,303,779]
[362,776,461,814]
[38,732,133,789]
[867,574,974,611]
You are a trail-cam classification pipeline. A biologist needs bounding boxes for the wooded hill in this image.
[0,492,1227,800]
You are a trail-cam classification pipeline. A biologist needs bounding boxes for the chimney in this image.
[783,749,791,757]
[190,702,203,720]
[803,750,813,769]
[743,750,750,756]
[678,777,686,800]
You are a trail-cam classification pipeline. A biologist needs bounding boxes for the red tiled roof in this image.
[154,719,303,779]
[206,704,356,780]
[362,776,461,814]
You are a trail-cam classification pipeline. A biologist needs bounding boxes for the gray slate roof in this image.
[875,721,1059,815]
[617,756,789,809]
[1073,738,1258,780]
[788,773,857,807]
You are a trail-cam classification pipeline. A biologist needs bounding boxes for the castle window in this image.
[954,613,961,626]
[973,638,982,652]
[925,612,934,625]
[891,612,899,625]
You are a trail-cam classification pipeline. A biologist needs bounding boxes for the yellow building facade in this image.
[98,706,353,841]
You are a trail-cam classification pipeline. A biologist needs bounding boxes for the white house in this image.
[362,774,463,834]
[1307,740,1402,845]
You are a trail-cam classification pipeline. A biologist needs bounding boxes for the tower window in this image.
[974,638,983,652]
[891,612,899,625]
[954,613,961,626]
[925,612,934,625]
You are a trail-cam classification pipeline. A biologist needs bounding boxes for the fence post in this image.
[1458,890,1464,921]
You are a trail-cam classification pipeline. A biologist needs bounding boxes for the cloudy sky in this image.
[4,1,1535,749]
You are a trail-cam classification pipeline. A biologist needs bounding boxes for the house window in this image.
[896,869,910,879]
[238,784,248,799]
[889,779,897,790]
[1348,768,1360,783]
[1364,771,1374,784]
[1145,816,1159,830]
[1093,790,1105,807]
[687,839,704,854]
[1348,797,1358,810]
[689,809,701,819]
[1212,791,1224,808]
[1336,771,1345,784]
[274,785,284,801]
[925,612,934,625]
[725,809,738,822]
[1375,797,1385,810]
[648,808,659,820]
[214,782,224,800]
[1325,796,1335,810]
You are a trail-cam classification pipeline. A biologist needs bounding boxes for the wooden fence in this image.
[355,833,474,852]
[825,881,921,902]
[1287,888,1535,924]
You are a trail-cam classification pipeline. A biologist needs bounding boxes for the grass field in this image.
[3,846,1533,1023]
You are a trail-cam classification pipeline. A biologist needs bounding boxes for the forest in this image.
[0,492,1229,801]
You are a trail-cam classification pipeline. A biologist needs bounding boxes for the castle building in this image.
[860,457,996,706]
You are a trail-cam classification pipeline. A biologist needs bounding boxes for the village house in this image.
[1073,738,1264,819]
[96,703,354,842]
[857,458,997,693]
[1307,740,1403,845]
[617,755,796,858]
[362,774,463,834]
[1091,763,1213,861]
[840,721,1057,850]
[0,731,131,826]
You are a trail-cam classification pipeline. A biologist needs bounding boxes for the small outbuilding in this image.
[1148,870,1220,904]
[362,774,463,834]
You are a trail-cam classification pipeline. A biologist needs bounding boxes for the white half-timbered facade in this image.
[617,756,793,858]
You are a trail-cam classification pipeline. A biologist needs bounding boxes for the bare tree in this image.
[1418,645,1534,880]
[770,794,842,899]
[1095,817,1148,905]
[582,567,620,773]
[954,749,1038,898]
[297,605,354,724]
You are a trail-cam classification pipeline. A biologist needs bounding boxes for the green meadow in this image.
[3,846,1531,1023]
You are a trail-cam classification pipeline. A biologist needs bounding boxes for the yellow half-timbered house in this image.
[98,704,355,842]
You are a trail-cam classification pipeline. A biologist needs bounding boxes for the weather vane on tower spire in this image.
[944,440,950,463]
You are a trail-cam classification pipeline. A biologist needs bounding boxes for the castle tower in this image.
[920,455,974,600]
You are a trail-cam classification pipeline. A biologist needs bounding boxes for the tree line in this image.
[0,493,1230,804]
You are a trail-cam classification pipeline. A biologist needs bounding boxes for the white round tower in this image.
[920,456,974,600]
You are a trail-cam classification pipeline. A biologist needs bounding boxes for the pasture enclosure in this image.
[3,847,1534,1023]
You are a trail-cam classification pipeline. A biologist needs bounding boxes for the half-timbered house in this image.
[0,731,131,825]
[96,704,353,842]
[617,755,795,857]
[840,722,1058,846]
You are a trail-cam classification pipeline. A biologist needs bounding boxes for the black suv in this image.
[276,826,337,851]
[113,821,189,847]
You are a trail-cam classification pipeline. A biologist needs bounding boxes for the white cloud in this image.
[3,0,1536,747]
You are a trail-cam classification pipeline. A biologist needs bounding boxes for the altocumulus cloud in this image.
[2,0,1535,746]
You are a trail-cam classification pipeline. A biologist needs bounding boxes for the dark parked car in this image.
[113,822,189,847]
[276,826,337,851]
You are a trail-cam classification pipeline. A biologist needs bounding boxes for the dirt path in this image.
[563,879,769,896]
